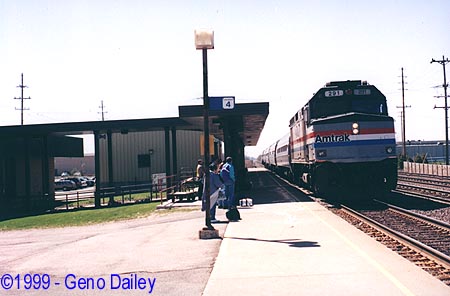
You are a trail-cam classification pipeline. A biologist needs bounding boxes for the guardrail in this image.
[54,175,188,210]
[55,190,96,210]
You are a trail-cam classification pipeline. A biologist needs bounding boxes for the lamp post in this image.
[195,29,215,231]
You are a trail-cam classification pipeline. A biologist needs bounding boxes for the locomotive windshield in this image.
[309,88,388,120]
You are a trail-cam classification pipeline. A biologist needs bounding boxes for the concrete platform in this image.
[0,209,227,296]
[204,201,450,296]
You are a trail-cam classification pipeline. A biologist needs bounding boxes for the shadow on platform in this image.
[226,236,320,248]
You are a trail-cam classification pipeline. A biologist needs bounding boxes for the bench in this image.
[167,189,198,202]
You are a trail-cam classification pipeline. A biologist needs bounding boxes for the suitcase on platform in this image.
[226,208,241,221]
[239,198,253,207]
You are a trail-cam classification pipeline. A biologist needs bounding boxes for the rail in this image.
[340,203,450,270]
[54,174,189,210]
[155,174,178,204]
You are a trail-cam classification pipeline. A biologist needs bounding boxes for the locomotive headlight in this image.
[385,146,394,154]
[352,122,359,135]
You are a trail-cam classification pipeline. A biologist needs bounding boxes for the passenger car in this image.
[65,177,87,188]
[54,180,77,191]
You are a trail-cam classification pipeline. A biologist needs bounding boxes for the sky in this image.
[1,0,449,157]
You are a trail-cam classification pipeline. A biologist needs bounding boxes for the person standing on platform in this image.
[202,164,223,223]
[220,157,236,209]
[196,159,205,201]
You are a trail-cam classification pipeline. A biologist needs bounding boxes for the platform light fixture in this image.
[195,29,215,231]
[195,29,214,50]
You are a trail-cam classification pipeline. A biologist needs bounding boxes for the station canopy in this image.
[0,102,269,146]
[178,102,269,146]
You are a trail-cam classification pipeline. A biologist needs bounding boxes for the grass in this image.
[0,202,164,231]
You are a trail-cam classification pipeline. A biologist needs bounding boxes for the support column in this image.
[107,131,113,185]
[94,131,101,208]
[107,131,114,205]
[164,127,171,187]
[213,140,219,160]
[24,137,31,212]
[232,136,246,193]
[171,127,178,178]
[222,118,247,192]
[41,135,51,209]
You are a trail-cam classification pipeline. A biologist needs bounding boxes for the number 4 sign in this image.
[222,97,235,109]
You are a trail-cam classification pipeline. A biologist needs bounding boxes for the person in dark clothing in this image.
[202,163,223,222]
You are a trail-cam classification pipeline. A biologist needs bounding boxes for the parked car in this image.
[65,177,87,188]
[55,180,77,191]
[80,176,95,187]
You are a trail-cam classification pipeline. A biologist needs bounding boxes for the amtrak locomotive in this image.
[261,80,397,196]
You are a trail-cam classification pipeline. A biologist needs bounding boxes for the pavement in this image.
[0,206,226,296]
[1,168,449,295]
[203,196,450,295]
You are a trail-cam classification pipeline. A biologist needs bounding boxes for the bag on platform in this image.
[226,208,241,221]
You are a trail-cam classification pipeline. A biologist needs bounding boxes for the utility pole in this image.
[400,67,408,158]
[14,73,31,125]
[98,100,107,121]
[431,55,449,165]
[396,68,411,159]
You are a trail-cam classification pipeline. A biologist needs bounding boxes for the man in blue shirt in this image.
[220,157,235,209]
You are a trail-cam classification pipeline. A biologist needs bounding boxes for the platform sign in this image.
[222,97,235,109]
[152,173,166,191]
[209,96,235,111]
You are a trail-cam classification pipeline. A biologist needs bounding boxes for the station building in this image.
[0,102,269,217]
[397,140,446,163]
[55,130,222,182]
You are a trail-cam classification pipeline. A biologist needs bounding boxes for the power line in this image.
[431,55,449,165]
[14,73,31,125]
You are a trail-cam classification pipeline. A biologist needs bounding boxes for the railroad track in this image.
[331,199,450,286]
[396,173,450,204]
[398,172,450,187]
[395,183,450,204]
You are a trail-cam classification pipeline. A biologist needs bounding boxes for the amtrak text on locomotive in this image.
[315,134,350,143]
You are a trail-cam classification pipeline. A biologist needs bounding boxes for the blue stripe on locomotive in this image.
[314,138,395,148]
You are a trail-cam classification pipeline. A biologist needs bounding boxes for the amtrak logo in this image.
[315,134,350,143]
